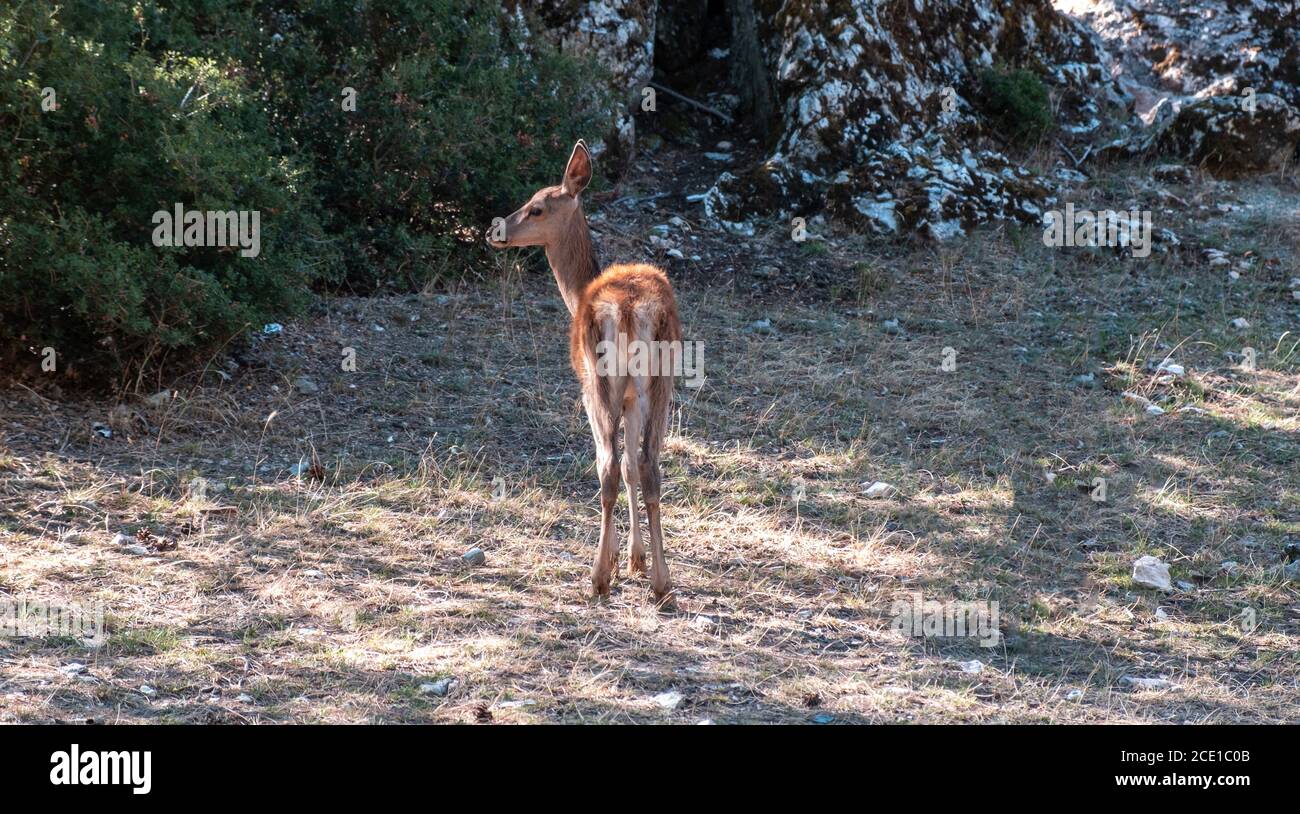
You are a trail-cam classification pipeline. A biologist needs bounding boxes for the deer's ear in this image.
[562,140,592,196]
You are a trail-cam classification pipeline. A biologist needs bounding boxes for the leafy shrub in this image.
[975,66,1054,146]
[0,0,612,383]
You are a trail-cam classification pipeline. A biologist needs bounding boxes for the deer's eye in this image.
[528,206,543,218]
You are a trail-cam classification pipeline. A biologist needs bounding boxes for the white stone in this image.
[1132,555,1173,591]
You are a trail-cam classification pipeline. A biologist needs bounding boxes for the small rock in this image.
[715,141,733,150]
[1132,555,1173,592]
[1065,688,1084,701]
[236,693,254,703]
[652,690,683,710]
[262,323,283,335]
[1154,358,1184,377]
[139,684,157,697]
[690,615,716,632]
[811,712,835,724]
[293,377,319,395]
[92,423,112,439]
[1175,580,1196,592]
[60,663,87,676]
[1073,373,1096,387]
[1121,676,1179,691]
[957,659,984,675]
[420,677,456,697]
[1203,248,1230,267]
[1229,317,1251,331]
[1145,404,1166,416]
[745,318,774,335]
[496,699,535,709]
[666,248,684,260]
[863,481,895,499]
[301,569,325,578]
[145,389,173,407]
[882,318,901,334]
[462,547,486,566]
[124,545,150,556]
[703,152,731,162]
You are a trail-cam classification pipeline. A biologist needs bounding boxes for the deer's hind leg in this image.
[642,373,673,602]
[585,387,622,598]
[622,383,647,576]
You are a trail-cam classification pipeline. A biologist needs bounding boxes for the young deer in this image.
[487,141,681,601]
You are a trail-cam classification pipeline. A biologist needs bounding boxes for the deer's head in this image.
[486,140,593,251]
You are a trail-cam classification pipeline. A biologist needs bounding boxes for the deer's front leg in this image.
[586,394,621,598]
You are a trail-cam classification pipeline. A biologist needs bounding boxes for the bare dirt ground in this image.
[1,147,1298,723]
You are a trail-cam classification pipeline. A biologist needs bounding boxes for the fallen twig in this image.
[648,81,734,125]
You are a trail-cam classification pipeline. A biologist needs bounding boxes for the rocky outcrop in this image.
[520,0,1297,239]
[1056,0,1300,111]
[1057,0,1300,176]
[705,0,1116,237]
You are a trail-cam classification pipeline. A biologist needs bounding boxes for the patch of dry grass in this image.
[1,169,1297,724]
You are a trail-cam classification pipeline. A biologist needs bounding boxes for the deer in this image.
[487,140,681,603]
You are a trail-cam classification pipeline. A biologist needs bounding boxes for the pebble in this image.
[863,481,895,498]
[420,677,456,697]
[957,659,984,675]
[652,691,683,710]
[1132,555,1173,592]
[462,547,486,566]
[1121,676,1179,691]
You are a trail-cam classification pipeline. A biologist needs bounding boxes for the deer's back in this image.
[570,263,681,381]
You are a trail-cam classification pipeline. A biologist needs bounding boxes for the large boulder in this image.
[1153,93,1300,177]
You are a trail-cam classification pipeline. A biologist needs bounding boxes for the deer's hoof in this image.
[628,552,647,576]
[652,586,675,610]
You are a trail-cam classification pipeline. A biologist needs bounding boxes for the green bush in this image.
[975,66,1054,146]
[0,0,612,383]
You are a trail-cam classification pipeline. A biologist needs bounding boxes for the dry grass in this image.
[1,165,1297,724]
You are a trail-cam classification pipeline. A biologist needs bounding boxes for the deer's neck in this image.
[544,210,601,318]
